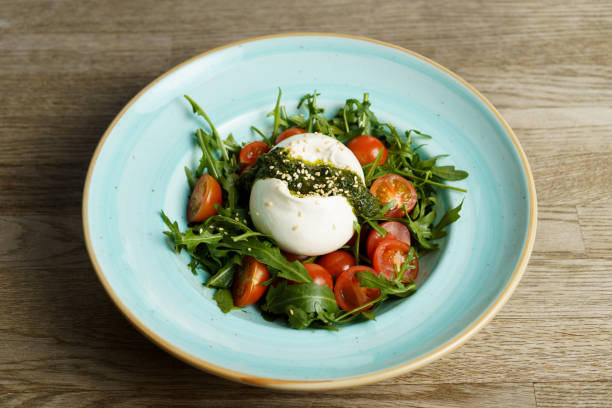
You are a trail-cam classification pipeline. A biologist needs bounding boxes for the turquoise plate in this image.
[83,34,536,389]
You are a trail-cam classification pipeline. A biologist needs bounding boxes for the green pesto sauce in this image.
[240,148,381,218]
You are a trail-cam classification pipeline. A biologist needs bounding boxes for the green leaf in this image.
[185,95,228,161]
[286,306,314,330]
[213,289,234,313]
[431,165,469,181]
[211,231,311,283]
[405,209,438,250]
[175,228,223,253]
[161,212,223,253]
[184,166,196,190]
[355,271,416,297]
[361,310,376,320]
[432,200,464,239]
[263,282,339,316]
[270,88,282,138]
[206,256,239,288]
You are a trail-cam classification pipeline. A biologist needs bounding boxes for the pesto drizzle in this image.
[240,148,382,218]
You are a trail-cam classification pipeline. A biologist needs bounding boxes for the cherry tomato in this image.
[347,135,388,166]
[317,251,355,279]
[275,127,306,145]
[370,174,417,217]
[186,174,223,223]
[287,263,333,289]
[239,141,269,170]
[372,239,419,282]
[366,221,412,258]
[232,256,270,307]
[302,263,334,289]
[334,266,381,312]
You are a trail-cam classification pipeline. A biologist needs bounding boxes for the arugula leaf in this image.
[355,271,416,297]
[218,237,311,283]
[262,281,339,329]
[206,255,240,288]
[161,211,223,253]
[287,306,314,330]
[432,200,464,239]
[431,165,469,181]
[185,95,229,161]
[405,208,438,250]
[213,289,234,313]
[184,166,196,190]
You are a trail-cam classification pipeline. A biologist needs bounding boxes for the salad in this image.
[162,91,467,330]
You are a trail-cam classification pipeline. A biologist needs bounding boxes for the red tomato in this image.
[317,251,355,279]
[186,174,223,223]
[287,263,333,289]
[239,141,269,169]
[232,256,270,307]
[275,127,306,145]
[302,263,334,289]
[370,174,417,217]
[347,135,388,166]
[366,221,412,258]
[334,266,381,312]
[372,239,419,282]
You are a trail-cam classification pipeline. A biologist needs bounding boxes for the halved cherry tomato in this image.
[317,251,355,279]
[366,221,412,258]
[334,266,381,311]
[302,263,333,289]
[275,127,306,145]
[232,256,270,307]
[370,174,417,217]
[187,174,222,223]
[239,141,269,170]
[372,239,419,282]
[347,135,388,166]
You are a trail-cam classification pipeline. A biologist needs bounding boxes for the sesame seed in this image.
[292,225,299,231]
[265,201,273,206]
[247,248,252,251]
[218,227,224,231]
[315,172,320,176]
[316,147,321,152]
[298,211,303,217]
[269,165,275,169]
[198,228,203,234]
[255,212,260,216]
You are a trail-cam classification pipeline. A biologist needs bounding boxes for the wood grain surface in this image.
[1,0,611,407]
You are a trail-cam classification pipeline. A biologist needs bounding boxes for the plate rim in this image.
[82,32,537,390]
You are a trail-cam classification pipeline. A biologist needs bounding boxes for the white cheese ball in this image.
[249,133,364,256]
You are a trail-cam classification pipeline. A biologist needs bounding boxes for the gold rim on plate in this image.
[82,33,537,390]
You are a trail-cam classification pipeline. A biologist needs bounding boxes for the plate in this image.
[83,33,536,389]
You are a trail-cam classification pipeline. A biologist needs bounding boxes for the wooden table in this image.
[1,1,610,406]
